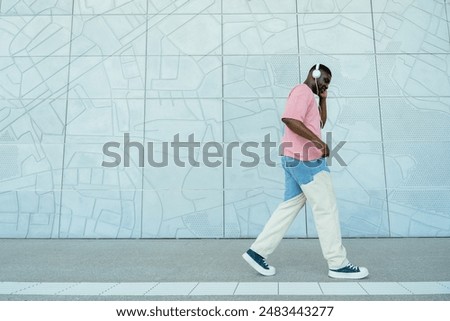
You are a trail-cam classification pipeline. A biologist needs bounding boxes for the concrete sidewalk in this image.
[0,238,449,300]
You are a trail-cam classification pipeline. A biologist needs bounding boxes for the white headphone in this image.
[312,64,324,127]
[312,63,321,97]
[312,63,321,79]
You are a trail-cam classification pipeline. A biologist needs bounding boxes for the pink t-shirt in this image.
[281,84,323,161]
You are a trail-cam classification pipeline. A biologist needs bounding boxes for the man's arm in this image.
[319,96,327,128]
[282,117,329,157]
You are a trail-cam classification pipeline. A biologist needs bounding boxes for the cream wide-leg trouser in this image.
[250,159,349,269]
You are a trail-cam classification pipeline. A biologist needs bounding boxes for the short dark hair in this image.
[309,64,332,77]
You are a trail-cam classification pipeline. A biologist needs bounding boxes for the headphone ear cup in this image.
[312,69,321,79]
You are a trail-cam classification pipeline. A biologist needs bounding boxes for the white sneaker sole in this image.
[242,252,276,276]
[328,267,369,280]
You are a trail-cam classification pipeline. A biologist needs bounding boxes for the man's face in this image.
[316,71,331,96]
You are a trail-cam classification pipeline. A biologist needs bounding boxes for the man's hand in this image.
[313,140,329,157]
[319,89,328,99]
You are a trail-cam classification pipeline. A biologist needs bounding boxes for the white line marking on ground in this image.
[0,281,449,296]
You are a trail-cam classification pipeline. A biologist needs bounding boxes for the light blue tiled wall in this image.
[0,0,449,238]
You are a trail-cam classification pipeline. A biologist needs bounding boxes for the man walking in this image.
[242,64,369,279]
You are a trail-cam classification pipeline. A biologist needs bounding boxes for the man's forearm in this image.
[319,97,327,128]
[282,117,328,155]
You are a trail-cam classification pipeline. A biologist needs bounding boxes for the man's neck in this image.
[303,79,316,95]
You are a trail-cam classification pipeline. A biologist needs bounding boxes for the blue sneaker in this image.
[242,249,276,276]
[328,263,369,279]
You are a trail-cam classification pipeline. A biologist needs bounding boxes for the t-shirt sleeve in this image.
[281,86,311,122]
